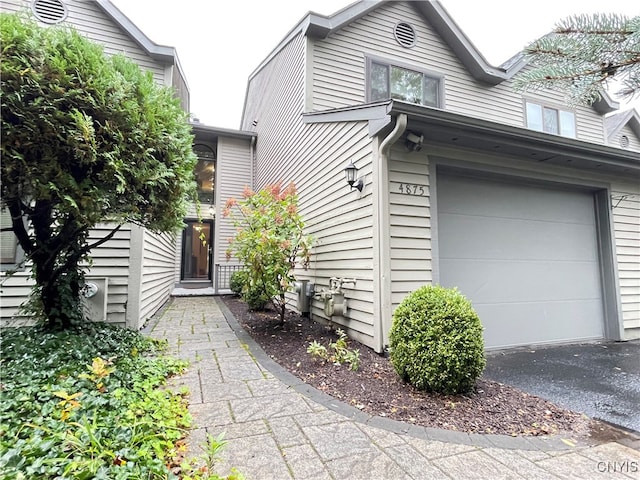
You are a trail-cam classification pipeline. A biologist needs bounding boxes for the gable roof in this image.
[605,108,640,143]
[93,0,188,88]
[94,0,175,63]
[250,0,524,84]
[248,0,618,113]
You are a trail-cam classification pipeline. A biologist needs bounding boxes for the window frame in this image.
[193,143,216,205]
[524,100,577,138]
[0,208,26,272]
[366,55,445,108]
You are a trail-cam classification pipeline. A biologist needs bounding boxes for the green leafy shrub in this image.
[229,269,267,309]
[229,270,247,295]
[243,284,270,311]
[0,323,239,479]
[389,285,485,395]
[1,14,197,330]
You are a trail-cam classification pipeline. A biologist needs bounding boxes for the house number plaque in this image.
[396,183,426,196]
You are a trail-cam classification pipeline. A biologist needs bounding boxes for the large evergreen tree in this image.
[0,14,197,329]
[514,13,640,105]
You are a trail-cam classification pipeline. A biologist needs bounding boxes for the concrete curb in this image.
[215,297,592,452]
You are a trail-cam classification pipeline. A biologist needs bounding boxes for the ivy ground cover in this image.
[0,323,191,479]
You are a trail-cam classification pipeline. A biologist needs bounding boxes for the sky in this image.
[110,0,639,130]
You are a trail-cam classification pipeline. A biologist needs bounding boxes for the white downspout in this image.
[250,135,257,190]
[374,113,407,353]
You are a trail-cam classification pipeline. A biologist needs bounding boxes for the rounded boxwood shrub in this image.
[389,285,485,395]
[230,270,247,295]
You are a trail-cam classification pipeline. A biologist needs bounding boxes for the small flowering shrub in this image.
[224,182,312,323]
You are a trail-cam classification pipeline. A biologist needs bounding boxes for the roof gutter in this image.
[374,113,407,353]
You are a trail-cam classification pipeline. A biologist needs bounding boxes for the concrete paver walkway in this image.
[147,297,640,479]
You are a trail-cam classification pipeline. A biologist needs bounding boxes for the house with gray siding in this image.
[0,0,253,328]
[239,0,640,352]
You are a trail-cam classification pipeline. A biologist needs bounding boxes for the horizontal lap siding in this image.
[611,187,640,335]
[303,122,375,345]
[242,34,377,347]
[311,1,605,145]
[0,225,131,326]
[139,230,175,325]
[84,225,131,325]
[610,124,640,152]
[67,2,166,84]
[215,137,253,265]
[388,150,432,307]
[0,272,34,326]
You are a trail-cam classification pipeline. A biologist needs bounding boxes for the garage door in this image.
[437,173,604,349]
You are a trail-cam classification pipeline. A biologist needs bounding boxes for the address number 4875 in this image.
[397,183,425,196]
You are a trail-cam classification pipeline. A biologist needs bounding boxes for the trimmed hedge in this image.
[389,285,485,395]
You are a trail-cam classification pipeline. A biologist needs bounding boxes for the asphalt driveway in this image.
[483,340,640,433]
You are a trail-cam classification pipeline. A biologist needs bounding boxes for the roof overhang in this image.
[303,100,640,175]
[94,0,177,63]
[191,122,256,143]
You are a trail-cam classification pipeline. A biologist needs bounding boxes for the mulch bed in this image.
[220,295,620,440]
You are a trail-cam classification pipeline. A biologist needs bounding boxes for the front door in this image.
[181,220,213,281]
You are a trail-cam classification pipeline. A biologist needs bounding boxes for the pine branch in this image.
[513,13,640,105]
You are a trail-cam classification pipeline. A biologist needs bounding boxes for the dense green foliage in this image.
[0,324,228,479]
[223,183,312,323]
[229,270,268,310]
[0,14,197,329]
[389,285,486,395]
[514,13,640,105]
[229,271,246,296]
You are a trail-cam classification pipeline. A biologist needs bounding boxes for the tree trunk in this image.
[36,262,83,330]
[27,201,85,330]
[277,292,286,325]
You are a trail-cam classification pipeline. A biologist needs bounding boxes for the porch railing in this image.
[214,263,243,293]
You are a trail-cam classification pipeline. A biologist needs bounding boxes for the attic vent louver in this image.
[620,135,630,148]
[394,22,416,48]
[31,0,67,24]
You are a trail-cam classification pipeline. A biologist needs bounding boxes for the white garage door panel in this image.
[438,175,596,224]
[440,216,599,262]
[441,259,603,304]
[437,173,604,348]
[480,300,604,348]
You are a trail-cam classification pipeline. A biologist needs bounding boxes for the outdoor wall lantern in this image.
[343,160,364,192]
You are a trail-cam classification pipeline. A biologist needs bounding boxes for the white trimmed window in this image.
[525,101,576,138]
[369,60,442,108]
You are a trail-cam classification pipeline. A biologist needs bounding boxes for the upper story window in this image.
[525,101,576,138]
[368,59,442,108]
[194,144,216,205]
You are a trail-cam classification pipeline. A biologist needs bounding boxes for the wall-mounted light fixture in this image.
[343,160,364,192]
[405,131,424,152]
